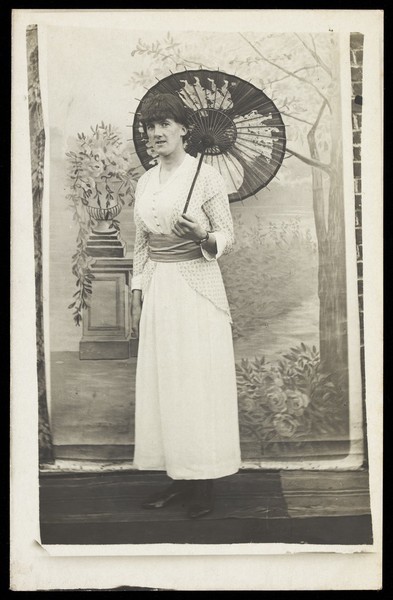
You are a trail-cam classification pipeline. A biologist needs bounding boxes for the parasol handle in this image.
[182,150,205,214]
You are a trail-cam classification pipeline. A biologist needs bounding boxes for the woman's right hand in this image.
[131,290,142,339]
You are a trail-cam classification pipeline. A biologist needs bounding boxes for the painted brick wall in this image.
[350,32,366,463]
[351,33,364,344]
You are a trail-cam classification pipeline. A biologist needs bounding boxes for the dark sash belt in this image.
[148,233,203,263]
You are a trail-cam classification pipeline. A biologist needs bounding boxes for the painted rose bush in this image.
[236,343,348,452]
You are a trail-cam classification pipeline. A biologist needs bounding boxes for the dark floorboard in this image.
[39,470,373,546]
[40,515,373,545]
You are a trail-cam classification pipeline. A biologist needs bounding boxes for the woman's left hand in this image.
[172,213,206,242]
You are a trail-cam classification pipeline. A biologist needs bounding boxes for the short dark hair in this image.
[139,93,190,135]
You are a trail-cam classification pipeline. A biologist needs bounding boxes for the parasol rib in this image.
[154,75,182,98]
[159,73,202,114]
[190,116,210,139]
[225,151,246,183]
[236,152,283,174]
[236,128,287,142]
[210,89,226,134]
[209,75,222,134]
[194,112,208,134]
[230,146,272,192]
[213,154,224,180]
[233,147,280,187]
[216,83,232,114]
[234,138,279,170]
[236,124,285,131]
[227,81,260,116]
[228,152,266,198]
[220,154,244,203]
[235,137,287,157]
[212,73,220,110]
[227,154,263,200]
[208,115,227,138]
[184,66,207,112]
[232,111,284,127]
[229,94,280,121]
[213,154,245,202]
[191,79,208,113]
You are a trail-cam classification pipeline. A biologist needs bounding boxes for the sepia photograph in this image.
[11,8,383,591]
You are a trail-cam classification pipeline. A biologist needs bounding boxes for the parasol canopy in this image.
[132,69,286,204]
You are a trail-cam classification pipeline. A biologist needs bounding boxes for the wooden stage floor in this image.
[40,469,373,546]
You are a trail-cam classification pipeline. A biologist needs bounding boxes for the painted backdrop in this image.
[45,25,363,465]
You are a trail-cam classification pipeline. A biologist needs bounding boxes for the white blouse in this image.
[132,154,235,320]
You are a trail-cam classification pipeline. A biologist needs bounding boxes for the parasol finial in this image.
[200,133,216,149]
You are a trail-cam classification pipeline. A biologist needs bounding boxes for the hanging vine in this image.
[65,123,140,326]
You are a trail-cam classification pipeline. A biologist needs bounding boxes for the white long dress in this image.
[132,154,241,480]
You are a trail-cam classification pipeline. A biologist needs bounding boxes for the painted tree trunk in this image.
[26,25,54,464]
[320,159,348,375]
[310,41,348,375]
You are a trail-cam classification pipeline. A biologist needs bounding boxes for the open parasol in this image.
[132,69,286,210]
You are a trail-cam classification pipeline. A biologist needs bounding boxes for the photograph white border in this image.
[10,8,383,591]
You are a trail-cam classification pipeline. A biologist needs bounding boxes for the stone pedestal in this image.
[79,254,139,360]
[86,225,126,258]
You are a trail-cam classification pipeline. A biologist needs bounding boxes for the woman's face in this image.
[146,118,187,157]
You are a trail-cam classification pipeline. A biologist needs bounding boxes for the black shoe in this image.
[142,480,191,509]
[187,480,214,519]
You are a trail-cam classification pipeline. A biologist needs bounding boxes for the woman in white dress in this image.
[131,94,241,518]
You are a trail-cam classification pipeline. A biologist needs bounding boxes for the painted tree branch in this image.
[132,40,212,71]
[280,110,314,126]
[306,99,329,243]
[239,33,332,113]
[311,34,317,56]
[163,51,211,70]
[264,65,320,86]
[177,56,212,70]
[308,98,328,143]
[285,146,331,174]
[294,33,332,77]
